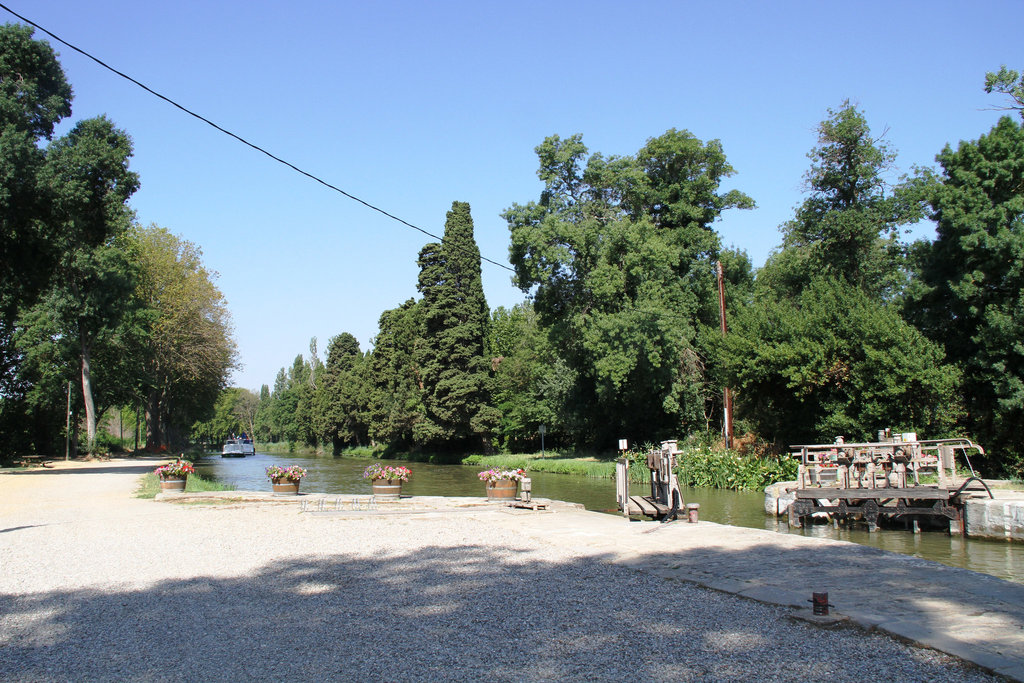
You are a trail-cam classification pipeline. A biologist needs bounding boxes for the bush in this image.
[675,446,797,490]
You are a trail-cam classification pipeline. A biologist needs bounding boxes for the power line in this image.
[0,2,516,273]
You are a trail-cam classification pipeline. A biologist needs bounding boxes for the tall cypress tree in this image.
[414,201,499,452]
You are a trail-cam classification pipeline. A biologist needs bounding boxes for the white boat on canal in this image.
[222,435,255,457]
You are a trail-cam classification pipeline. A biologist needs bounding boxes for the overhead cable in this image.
[0,2,515,273]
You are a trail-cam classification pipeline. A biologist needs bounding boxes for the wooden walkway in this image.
[625,495,671,518]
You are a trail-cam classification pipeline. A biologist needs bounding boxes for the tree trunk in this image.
[146,389,162,449]
[80,336,97,453]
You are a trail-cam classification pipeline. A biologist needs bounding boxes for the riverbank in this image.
[1,459,1019,681]
[251,443,796,490]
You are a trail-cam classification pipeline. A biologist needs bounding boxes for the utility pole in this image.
[65,380,72,461]
[716,261,733,449]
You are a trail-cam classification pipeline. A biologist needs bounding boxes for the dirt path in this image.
[0,458,160,525]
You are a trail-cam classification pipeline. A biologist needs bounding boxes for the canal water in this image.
[194,452,1024,584]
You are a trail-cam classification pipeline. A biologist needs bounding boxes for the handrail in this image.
[951,476,995,500]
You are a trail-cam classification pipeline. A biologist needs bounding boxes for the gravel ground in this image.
[0,462,1002,682]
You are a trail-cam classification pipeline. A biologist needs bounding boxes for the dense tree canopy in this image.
[313,333,370,452]
[130,225,236,448]
[725,278,961,446]
[504,130,753,447]
[908,116,1024,473]
[0,24,72,324]
[727,103,958,452]
[760,101,927,299]
[366,300,423,450]
[414,201,499,452]
[7,21,1009,475]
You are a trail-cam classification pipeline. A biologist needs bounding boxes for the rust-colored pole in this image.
[716,261,733,449]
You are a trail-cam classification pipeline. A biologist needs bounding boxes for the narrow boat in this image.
[221,435,255,457]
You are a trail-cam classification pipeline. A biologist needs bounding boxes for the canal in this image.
[194,451,1024,584]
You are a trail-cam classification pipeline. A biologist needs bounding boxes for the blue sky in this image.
[5,1,1021,391]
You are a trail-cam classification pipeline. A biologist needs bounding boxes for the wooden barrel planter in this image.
[372,480,402,500]
[272,479,300,496]
[159,477,187,494]
[486,479,518,500]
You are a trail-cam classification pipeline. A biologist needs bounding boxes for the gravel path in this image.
[0,459,1001,682]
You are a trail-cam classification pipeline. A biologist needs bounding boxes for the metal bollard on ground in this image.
[686,503,700,523]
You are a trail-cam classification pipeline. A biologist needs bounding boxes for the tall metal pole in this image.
[65,380,72,461]
[716,262,733,449]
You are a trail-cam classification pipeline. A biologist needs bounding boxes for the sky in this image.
[3,1,1021,391]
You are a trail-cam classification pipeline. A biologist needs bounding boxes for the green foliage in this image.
[413,201,498,452]
[487,302,571,451]
[985,65,1024,119]
[504,130,753,447]
[725,277,961,447]
[256,354,314,446]
[191,387,251,445]
[675,447,798,490]
[134,471,234,499]
[366,299,424,449]
[0,23,72,326]
[13,114,141,453]
[130,225,237,448]
[766,101,928,299]
[908,115,1024,473]
[313,333,371,451]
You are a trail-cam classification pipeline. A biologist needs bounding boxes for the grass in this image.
[135,472,234,499]
[460,452,617,478]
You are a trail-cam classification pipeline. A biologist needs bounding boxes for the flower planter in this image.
[159,476,187,494]
[272,479,300,496]
[485,478,518,500]
[371,479,402,500]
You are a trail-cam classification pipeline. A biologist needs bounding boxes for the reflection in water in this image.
[195,452,1024,584]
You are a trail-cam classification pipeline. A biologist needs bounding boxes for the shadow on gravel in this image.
[0,542,999,682]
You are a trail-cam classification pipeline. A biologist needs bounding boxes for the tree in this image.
[130,225,237,448]
[367,300,424,449]
[487,302,575,451]
[0,24,72,328]
[313,333,370,452]
[30,116,140,452]
[764,101,927,299]
[233,388,259,439]
[504,130,753,447]
[1,27,145,455]
[414,201,499,452]
[191,387,247,446]
[985,65,1024,119]
[724,278,961,447]
[908,116,1024,474]
[731,103,955,450]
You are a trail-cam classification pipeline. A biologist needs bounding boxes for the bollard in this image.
[686,503,700,523]
[811,592,830,616]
